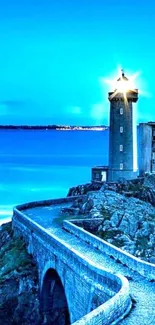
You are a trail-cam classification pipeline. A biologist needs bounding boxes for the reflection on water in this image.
[0,165,90,224]
[0,129,108,224]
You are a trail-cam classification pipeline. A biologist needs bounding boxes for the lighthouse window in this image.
[120,126,123,133]
[120,163,123,170]
[120,108,123,115]
[120,145,123,151]
[95,172,100,179]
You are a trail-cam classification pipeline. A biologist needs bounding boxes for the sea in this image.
[0,129,109,224]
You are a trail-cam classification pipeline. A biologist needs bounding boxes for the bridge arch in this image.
[40,267,71,325]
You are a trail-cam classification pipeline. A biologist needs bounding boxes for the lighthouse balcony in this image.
[108,90,138,102]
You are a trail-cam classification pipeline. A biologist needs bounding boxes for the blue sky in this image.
[0,0,155,125]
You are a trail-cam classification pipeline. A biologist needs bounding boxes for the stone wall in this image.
[15,195,84,210]
[12,198,131,325]
[63,219,155,281]
[138,123,152,176]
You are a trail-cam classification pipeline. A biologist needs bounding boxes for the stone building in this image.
[92,70,138,182]
[138,122,155,175]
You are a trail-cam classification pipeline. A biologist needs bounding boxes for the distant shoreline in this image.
[0,125,108,131]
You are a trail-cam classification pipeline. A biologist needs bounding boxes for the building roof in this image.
[92,166,109,170]
[117,69,129,82]
[148,122,155,126]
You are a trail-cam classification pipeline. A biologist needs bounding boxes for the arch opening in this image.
[40,268,70,325]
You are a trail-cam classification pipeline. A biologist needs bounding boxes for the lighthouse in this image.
[108,70,138,182]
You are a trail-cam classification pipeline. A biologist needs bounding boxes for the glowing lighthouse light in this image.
[105,69,139,104]
[116,71,133,92]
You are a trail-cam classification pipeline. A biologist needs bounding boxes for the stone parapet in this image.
[12,197,131,324]
[15,195,85,211]
[63,219,155,281]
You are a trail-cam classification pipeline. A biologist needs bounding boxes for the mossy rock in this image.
[0,223,35,281]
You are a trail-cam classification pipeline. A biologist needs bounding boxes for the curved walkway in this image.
[22,204,155,325]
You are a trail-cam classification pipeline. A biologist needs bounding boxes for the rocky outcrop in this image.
[67,175,155,207]
[67,182,102,196]
[0,222,42,325]
[68,189,155,263]
[101,175,155,207]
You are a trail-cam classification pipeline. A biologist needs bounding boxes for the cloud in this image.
[66,106,82,115]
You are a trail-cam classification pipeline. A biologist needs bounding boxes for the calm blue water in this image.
[0,130,108,223]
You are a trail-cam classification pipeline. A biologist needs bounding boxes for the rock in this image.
[140,221,150,237]
[110,211,124,228]
[0,223,13,248]
[90,211,102,218]
[0,222,42,324]
[150,256,155,264]
[148,234,155,248]
[80,198,94,214]
[70,187,155,262]
[83,220,103,233]
[102,220,111,231]
[101,183,118,192]
[143,174,155,188]
[67,183,102,196]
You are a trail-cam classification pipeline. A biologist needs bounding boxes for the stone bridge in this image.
[12,196,155,325]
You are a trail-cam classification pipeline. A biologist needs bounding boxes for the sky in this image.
[0,0,155,125]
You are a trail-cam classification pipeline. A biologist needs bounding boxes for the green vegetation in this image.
[96,229,124,247]
[0,223,34,282]
[1,222,13,235]
[127,182,143,192]
[136,237,149,252]
[100,206,111,220]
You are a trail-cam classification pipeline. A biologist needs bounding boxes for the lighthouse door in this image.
[101,171,107,182]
